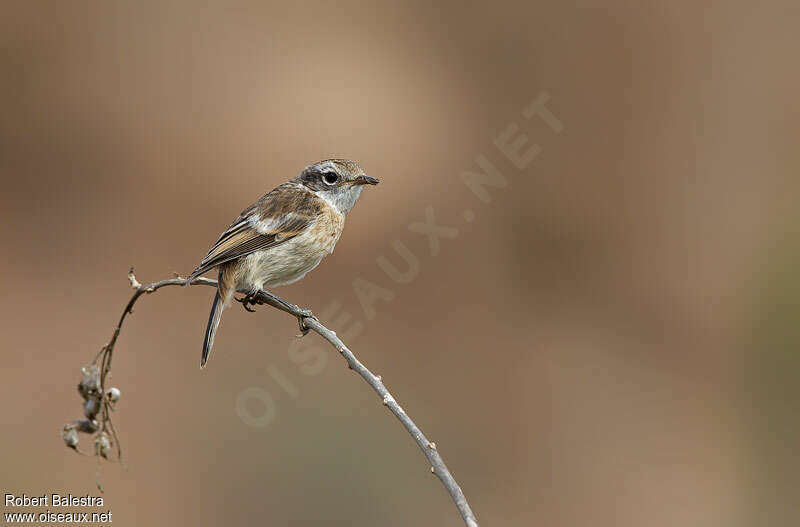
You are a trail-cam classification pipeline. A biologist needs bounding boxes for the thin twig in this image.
[302,317,480,527]
[91,271,480,527]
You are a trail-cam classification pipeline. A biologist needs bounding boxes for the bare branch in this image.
[67,271,479,527]
[302,317,480,527]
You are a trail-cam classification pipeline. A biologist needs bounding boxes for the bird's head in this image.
[296,159,379,214]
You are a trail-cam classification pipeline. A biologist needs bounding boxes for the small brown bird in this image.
[187,159,378,368]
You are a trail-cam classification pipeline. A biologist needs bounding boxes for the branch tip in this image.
[127,268,142,289]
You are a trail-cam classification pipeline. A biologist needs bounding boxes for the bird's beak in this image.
[354,175,380,186]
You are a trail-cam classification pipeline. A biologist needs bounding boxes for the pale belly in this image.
[238,220,342,291]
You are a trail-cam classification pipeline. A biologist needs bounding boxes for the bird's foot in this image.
[236,293,261,313]
[296,309,317,337]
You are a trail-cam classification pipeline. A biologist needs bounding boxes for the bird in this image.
[186,159,379,368]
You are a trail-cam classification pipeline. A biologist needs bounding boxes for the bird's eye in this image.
[322,172,339,185]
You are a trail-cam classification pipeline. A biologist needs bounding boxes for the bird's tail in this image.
[201,290,224,369]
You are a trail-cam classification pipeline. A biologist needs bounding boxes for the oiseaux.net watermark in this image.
[235,91,563,428]
[4,493,111,524]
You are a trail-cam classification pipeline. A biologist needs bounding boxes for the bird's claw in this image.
[236,293,260,313]
[296,310,317,337]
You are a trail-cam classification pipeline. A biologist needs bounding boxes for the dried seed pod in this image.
[62,424,79,449]
[78,365,101,400]
[83,398,100,419]
[75,418,99,434]
[95,433,111,459]
[107,387,121,403]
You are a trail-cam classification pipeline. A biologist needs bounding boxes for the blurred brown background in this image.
[2,1,798,526]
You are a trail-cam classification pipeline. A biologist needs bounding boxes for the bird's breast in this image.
[309,204,345,253]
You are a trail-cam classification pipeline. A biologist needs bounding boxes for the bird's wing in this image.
[187,183,321,280]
